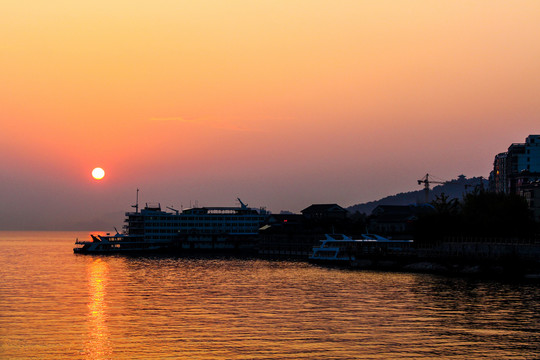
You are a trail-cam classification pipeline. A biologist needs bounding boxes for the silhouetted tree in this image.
[431,193,460,216]
[415,190,536,245]
[414,193,460,245]
[460,190,535,237]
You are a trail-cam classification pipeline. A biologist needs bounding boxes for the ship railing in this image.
[106,235,145,242]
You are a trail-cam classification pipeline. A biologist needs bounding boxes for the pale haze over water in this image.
[1,231,539,359]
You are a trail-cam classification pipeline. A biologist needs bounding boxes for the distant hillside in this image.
[348,175,487,215]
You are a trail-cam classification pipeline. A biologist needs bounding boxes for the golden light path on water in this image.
[84,259,112,359]
[0,232,539,359]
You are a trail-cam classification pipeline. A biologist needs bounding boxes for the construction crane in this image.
[131,188,139,213]
[417,173,448,203]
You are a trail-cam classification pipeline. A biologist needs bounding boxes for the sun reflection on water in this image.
[84,258,112,359]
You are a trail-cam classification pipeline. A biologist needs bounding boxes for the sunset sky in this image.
[2,1,540,230]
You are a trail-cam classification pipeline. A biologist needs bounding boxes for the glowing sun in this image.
[92,167,105,180]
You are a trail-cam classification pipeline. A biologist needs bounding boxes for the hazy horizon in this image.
[2,1,540,230]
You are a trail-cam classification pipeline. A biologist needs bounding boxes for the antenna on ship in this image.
[132,188,139,213]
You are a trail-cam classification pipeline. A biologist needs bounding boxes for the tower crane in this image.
[417,173,448,203]
[132,188,140,213]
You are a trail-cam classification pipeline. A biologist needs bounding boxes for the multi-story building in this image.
[491,152,508,193]
[490,135,540,195]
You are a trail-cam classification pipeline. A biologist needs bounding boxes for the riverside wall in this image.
[419,236,540,260]
[347,237,540,278]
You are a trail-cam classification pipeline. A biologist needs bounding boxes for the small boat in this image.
[73,232,164,254]
[309,233,414,264]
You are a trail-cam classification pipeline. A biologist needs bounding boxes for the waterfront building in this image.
[301,204,348,220]
[259,203,358,258]
[369,204,434,239]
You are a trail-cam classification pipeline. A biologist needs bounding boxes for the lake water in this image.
[1,231,539,359]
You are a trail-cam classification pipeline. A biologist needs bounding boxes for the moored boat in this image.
[73,196,269,254]
[309,233,414,264]
[73,232,164,254]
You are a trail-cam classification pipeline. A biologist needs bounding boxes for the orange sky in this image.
[2,1,540,229]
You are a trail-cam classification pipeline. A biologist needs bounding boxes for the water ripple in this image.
[1,232,539,359]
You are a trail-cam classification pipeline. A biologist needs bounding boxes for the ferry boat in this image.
[309,233,414,264]
[73,232,161,254]
[74,195,269,254]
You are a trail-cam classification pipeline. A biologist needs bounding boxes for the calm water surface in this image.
[1,231,539,359]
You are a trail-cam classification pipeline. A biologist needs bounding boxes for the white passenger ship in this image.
[309,233,414,264]
[74,196,269,254]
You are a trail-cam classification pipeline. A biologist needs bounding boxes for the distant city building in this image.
[491,152,508,193]
[490,135,540,195]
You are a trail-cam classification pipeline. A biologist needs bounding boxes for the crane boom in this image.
[131,188,139,213]
[417,173,447,203]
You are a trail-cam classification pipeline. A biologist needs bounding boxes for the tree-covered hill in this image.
[347,175,488,215]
